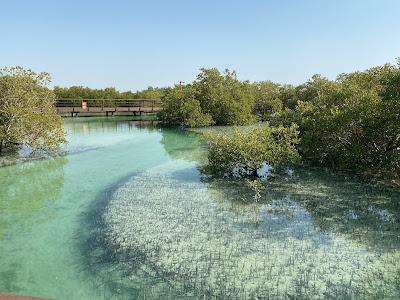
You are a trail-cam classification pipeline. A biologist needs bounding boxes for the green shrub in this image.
[194,68,256,125]
[159,86,214,127]
[252,81,283,121]
[204,124,300,177]
[0,67,66,153]
[290,63,400,176]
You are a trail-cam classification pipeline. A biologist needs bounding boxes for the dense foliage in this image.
[160,62,399,178]
[0,67,65,153]
[158,85,214,127]
[288,64,400,176]
[194,68,256,125]
[204,124,300,177]
[252,81,283,121]
[160,69,256,127]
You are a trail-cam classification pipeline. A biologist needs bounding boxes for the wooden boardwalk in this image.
[56,99,162,117]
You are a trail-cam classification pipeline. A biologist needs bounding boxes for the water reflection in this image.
[266,170,400,251]
[65,117,159,134]
[160,128,207,163]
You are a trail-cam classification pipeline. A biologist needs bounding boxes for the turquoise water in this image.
[0,117,399,299]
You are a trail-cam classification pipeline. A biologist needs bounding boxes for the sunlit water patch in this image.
[0,117,399,299]
[103,161,400,299]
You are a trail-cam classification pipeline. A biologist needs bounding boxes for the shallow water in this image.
[0,117,399,299]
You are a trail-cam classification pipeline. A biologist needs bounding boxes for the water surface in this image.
[0,117,399,299]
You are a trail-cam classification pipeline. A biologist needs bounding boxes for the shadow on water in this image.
[76,171,144,299]
[203,169,400,298]
[76,124,400,299]
[77,171,194,299]
[207,168,400,251]
[265,169,400,252]
[75,127,208,299]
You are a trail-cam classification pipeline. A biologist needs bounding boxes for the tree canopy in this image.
[289,63,400,175]
[0,67,65,154]
[159,62,399,178]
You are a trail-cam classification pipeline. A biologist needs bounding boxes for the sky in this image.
[1,0,400,91]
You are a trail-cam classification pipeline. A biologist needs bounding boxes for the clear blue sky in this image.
[1,0,399,91]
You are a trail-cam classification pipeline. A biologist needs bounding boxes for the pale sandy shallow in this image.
[103,160,400,299]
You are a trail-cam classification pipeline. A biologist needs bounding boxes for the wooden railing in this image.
[55,99,162,108]
[55,99,163,116]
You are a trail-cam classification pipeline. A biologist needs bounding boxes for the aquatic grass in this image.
[103,160,400,299]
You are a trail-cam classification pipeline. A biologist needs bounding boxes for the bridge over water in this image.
[56,99,162,117]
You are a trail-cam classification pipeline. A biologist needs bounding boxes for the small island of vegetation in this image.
[158,63,400,181]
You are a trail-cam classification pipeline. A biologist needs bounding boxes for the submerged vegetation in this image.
[1,113,399,299]
[103,159,400,299]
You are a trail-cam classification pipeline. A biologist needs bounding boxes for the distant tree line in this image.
[54,86,166,100]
